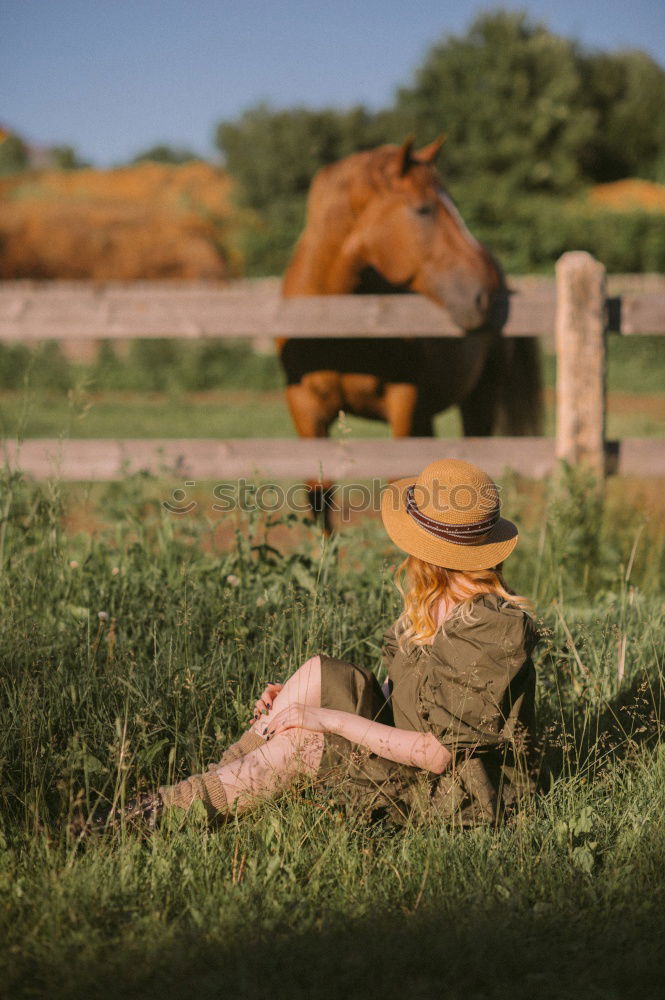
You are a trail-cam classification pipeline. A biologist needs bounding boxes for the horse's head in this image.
[351,137,507,331]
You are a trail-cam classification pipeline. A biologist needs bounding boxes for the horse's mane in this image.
[307,146,405,227]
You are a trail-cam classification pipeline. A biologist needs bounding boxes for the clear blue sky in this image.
[2,0,664,166]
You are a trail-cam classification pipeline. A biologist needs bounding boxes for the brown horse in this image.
[280,137,541,524]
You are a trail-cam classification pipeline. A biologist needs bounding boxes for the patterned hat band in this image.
[405,485,500,546]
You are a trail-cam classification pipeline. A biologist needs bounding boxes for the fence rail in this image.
[0,276,663,341]
[1,253,664,481]
[3,437,661,482]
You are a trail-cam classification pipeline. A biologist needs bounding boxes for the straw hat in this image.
[380,458,518,571]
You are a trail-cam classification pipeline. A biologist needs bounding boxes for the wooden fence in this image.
[1,252,664,481]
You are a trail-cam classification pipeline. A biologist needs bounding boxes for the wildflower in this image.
[69,560,79,569]
[256,596,266,608]
[98,611,109,622]
[111,567,120,576]
[226,574,240,587]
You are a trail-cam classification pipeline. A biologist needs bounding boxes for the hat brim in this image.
[381,476,518,571]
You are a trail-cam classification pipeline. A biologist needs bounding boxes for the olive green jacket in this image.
[383,594,539,823]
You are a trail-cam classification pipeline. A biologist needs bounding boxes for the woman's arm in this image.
[324,708,451,773]
[266,704,451,775]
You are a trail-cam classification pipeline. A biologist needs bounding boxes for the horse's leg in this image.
[383,383,419,437]
[459,337,502,436]
[412,388,436,438]
[383,382,434,437]
[382,338,431,437]
[285,374,342,531]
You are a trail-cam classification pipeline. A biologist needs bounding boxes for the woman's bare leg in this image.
[257,654,322,724]
[215,729,324,812]
[88,660,326,829]
[215,656,324,808]
[161,728,324,816]
[212,656,323,769]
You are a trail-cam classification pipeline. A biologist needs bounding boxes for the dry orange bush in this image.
[0,161,240,280]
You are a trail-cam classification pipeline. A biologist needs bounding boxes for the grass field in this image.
[0,335,663,442]
[1,335,664,998]
[1,460,664,999]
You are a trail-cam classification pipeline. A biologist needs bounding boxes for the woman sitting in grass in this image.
[92,458,539,830]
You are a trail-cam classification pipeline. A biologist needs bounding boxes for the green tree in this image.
[579,50,665,182]
[131,143,202,164]
[395,10,595,196]
[213,11,665,275]
[49,145,89,170]
[0,131,28,175]
[216,103,394,210]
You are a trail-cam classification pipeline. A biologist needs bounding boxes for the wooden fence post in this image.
[555,251,607,479]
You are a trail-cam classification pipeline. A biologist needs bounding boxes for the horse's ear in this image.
[398,135,416,176]
[415,134,447,164]
[414,132,448,165]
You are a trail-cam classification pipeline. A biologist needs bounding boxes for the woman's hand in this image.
[261,703,328,740]
[249,682,284,725]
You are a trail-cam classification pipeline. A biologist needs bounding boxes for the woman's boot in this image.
[159,770,228,818]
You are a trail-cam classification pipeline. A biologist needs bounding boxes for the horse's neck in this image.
[283,153,376,296]
[282,231,345,294]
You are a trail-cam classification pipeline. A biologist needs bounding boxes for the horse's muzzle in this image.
[442,283,508,333]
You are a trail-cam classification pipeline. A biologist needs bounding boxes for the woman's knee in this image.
[299,654,321,679]
[274,655,322,710]
[295,655,322,706]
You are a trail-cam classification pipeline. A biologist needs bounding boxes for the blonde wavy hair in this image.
[394,555,534,650]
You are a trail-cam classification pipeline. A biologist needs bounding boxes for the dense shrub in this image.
[462,191,665,274]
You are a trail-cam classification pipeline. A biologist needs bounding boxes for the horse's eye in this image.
[416,203,435,216]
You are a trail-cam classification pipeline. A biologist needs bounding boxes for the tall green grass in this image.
[0,467,663,999]
[0,336,662,442]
